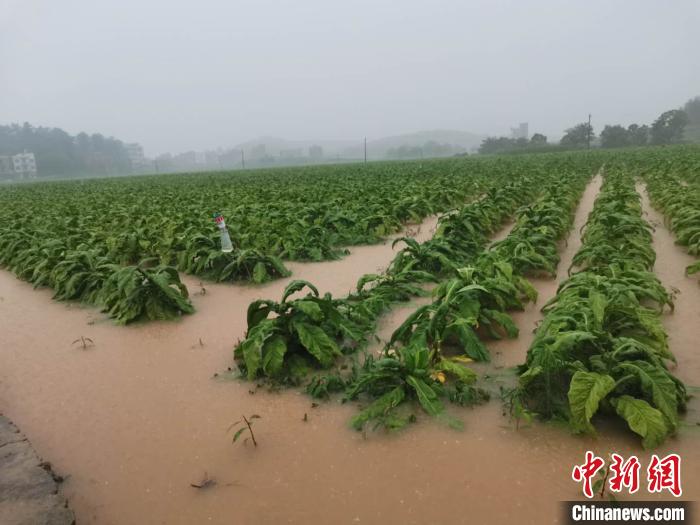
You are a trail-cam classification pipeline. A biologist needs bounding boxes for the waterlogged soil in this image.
[1,185,699,524]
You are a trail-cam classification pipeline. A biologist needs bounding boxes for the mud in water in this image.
[1,186,699,525]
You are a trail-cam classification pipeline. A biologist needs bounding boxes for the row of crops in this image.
[232,146,700,447]
[235,171,544,382]
[0,155,575,323]
[516,167,686,448]
[643,150,700,279]
[234,156,596,431]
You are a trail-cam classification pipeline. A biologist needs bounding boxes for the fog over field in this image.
[1,0,699,155]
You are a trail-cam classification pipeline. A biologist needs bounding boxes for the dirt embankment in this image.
[0,415,74,525]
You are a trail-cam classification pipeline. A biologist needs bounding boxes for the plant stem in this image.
[242,415,257,447]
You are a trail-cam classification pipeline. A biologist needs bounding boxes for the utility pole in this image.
[241,150,245,169]
[363,137,367,164]
[587,113,592,150]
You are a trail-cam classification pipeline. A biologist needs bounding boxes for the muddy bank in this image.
[0,415,74,525]
[0,182,698,525]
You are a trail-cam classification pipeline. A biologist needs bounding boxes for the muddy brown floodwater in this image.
[0,183,699,525]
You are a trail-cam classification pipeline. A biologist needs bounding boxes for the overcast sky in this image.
[1,0,699,155]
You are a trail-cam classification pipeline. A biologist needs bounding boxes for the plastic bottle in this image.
[213,212,234,253]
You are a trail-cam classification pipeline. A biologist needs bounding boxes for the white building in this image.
[125,143,147,171]
[510,123,529,140]
[1,152,37,179]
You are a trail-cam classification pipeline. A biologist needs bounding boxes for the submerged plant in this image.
[345,343,487,432]
[72,336,94,350]
[229,414,261,447]
[98,265,194,324]
[389,257,536,362]
[234,280,366,381]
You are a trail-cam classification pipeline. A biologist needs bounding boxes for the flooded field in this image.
[0,180,698,525]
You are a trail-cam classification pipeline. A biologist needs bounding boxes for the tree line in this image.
[0,123,132,176]
[386,141,463,159]
[479,96,699,154]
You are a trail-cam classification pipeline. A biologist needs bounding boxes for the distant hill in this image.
[233,136,357,158]
[233,129,485,160]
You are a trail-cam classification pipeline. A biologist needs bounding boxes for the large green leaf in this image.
[615,360,679,430]
[612,395,669,449]
[294,300,324,321]
[292,321,341,367]
[406,375,444,416]
[239,319,276,380]
[350,386,406,431]
[246,299,275,329]
[261,335,287,376]
[282,280,319,303]
[568,371,615,434]
[449,320,490,362]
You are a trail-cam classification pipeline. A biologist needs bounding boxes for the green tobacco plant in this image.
[388,236,463,276]
[345,343,486,432]
[234,280,366,382]
[177,233,290,283]
[98,265,194,324]
[51,249,113,302]
[275,224,348,261]
[9,238,67,288]
[347,269,437,320]
[389,256,536,362]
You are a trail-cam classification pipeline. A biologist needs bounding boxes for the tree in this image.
[478,134,552,154]
[560,123,594,148]
[478,137,516,154]
[0,123,131,176]
[600,125,629,148]
[650,110,688,145]
[530,133,547,146]
[627,124,649,146]
[683,96,700,125]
